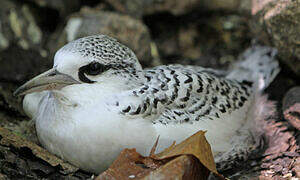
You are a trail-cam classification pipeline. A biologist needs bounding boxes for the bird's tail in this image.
[226,46,280,91]
[216,46,279,170]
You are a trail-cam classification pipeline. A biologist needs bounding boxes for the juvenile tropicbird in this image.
[14,35,279,173]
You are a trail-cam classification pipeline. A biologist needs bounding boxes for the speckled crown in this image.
[57,35,138,65]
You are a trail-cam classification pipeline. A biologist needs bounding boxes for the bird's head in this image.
[14,35,144,96]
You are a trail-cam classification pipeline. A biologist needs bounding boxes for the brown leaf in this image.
[96,148,154,180]
[97,130,221,180]
[153,131,218,174]
[142,155,208,180]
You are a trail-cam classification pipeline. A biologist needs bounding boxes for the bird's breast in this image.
[34,92,157,173]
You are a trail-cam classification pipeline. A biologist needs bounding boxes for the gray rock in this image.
[152,14,251,68]
[26,0,80,16]
[0,0,43,51]
[105,0,251,18]
[251,0,300,76]
[51,7,155,67]
[282,86,300,130]
[282,86,300,112]
[178,15,249,61]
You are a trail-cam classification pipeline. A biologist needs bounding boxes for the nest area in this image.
[0,0,299,179]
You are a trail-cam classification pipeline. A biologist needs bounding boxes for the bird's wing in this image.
[173,65,228,78]
[120,64,253,124]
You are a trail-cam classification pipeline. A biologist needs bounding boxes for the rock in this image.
[148,13,251,68]
[251,0,300,76]
[105,0,251,18]
[202,0,251,13]
[50,7,154,67]
[282,86,300,130]
[0,0,43,51]
[106,0,201,17]
[178,15,250,62]
[0,1,52,143]
[26,0,80,16]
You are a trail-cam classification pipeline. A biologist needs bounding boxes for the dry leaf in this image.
[96,148,154,180]
[153,131,218,174]
[142,155,209,180]
[97,130,221,180]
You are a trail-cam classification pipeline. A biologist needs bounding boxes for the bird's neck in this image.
[51,77,142,108]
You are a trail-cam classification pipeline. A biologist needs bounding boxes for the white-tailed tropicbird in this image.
[14,35,279,173]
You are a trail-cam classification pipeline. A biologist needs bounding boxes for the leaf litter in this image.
[96,130,224,180]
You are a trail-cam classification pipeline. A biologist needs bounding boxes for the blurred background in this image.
[0,0,299,179]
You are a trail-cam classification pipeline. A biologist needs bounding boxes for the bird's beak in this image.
[14,68,80,96]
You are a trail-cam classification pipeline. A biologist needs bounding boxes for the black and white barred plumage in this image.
[120,65,252,123]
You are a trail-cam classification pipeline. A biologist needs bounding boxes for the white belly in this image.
[34,92,157,173]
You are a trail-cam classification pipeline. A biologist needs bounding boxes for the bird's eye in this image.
[78,62,110,83]
[86,62,105,75]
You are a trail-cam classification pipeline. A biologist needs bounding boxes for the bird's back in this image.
[117,46,279,164]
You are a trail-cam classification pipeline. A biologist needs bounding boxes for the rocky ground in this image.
[0,0,299,179]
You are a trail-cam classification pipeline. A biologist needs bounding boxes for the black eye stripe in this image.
[78,70,95,83]
[78,62,110,83]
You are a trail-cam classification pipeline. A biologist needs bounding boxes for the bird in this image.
[14,35,279,173]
